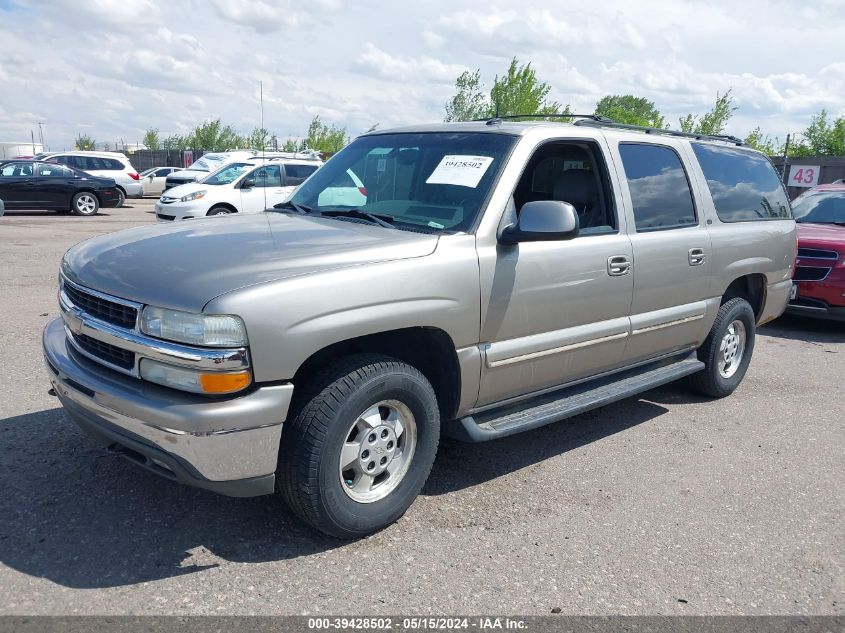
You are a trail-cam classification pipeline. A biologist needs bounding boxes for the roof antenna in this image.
[260,80,267,211]
[487,95,502,126]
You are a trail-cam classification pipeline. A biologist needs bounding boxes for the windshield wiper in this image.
[272,200,312,214]
[321,208,396,229]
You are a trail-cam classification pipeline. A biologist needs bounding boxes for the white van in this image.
[155,157,322,222]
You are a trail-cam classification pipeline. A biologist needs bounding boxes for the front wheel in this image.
[207,206,232,216]
[278,354,440,538]
[689,297,756,398]
[71,192,99,216]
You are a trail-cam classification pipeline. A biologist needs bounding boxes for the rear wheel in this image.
[689,297,756,398]
[116,188,126,207]
[71,192,99,216]
[278,354,440,538]
[207,206,232,216]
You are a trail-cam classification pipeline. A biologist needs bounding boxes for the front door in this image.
[611,142,713,364]
[0,162,39,208]
[239,164,287,213]
[477,140,634,407]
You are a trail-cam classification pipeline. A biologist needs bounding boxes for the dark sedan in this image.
[0,160,121,216]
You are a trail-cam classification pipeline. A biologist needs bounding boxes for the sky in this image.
[0,0,843,151]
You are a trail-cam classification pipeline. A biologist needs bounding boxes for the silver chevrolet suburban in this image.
[43,117,796,538]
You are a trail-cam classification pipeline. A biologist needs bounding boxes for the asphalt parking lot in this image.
[0,199,842,616]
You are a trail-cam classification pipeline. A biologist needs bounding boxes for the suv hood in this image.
[61,213,439,312]
[168,169,207,180]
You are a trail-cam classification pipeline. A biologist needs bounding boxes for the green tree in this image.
[306,116,348,153]
[162,134,189,151]
[142,128,161,151]
[281,138,299,152]
[743,127,781,155]
[74,134,95,150]
[444,58,568,122]
[445,69,490,122]
[679,89,737,135]
[489,58,565,118]
[188,119,243,150]
[789,109,845,157]
[595,95,665,128]
[247,127,271,151]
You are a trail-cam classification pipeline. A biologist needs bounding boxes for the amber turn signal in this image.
[199,371,252,394]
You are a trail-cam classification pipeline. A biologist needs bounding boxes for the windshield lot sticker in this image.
[426,155,494,188]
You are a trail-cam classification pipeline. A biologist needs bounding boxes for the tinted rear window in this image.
[284,164,318,185]
[692,144,791,222]
[619,143,697,231]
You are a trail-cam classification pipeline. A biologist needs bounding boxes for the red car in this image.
[787,183,845,321]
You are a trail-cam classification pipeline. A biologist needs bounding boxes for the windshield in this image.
[288,132,517,232]
[187,155,227,171]
[792,192,845,225]
[200,162,251,185]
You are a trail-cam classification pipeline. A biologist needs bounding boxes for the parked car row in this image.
[35,151,143,206]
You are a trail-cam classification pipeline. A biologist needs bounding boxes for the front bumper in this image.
[155,200,200,222]
[43,318,293,497]
[786,300,845,322]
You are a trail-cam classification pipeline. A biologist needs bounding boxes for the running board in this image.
[445,354,704,442]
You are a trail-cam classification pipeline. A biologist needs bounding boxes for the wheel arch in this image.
[720,273,766,322]
[292,327,462,421]
[207,203,238,215]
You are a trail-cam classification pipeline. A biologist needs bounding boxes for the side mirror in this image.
[241,179,255,189]
[499,200,579,245]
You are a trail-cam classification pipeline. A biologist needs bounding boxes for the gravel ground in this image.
[0,200,842,615]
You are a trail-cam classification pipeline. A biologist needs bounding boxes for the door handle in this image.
[607,255,631,276]
[688,248,706,266]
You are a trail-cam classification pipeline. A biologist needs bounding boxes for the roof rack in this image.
[478,113,744,146]
[476,113,603,124]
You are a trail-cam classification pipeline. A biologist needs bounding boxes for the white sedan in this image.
[140,167,180,196]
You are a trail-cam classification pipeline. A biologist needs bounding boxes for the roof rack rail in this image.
[476,113,604,125]
[572,117,744,146]
[477,112,744,146]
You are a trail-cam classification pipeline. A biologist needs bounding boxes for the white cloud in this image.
[353,43,467,84]
[0,0,842,150]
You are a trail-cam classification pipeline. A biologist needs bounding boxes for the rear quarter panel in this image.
[680,142,796,325]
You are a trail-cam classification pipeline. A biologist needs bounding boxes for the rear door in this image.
[609,141,714,364]
[36,163,77,207]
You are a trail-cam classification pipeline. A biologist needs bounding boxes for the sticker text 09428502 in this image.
[426,155,494,188]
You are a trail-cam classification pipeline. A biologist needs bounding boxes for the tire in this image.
[689,297,756,398]
[71,192,99,216]
[278,354,440,538]
[116,188,126,207]
[207,206,232,216]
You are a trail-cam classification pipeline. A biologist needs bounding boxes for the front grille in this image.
[73,332,135,370]
[797,247,839,260]
[63,282,137,328]
[794,266,831,281]
[157,213,175,221]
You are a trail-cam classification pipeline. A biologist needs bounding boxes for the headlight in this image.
[139,358,251,395]
[180,190,206,202]
[140,306,248,347]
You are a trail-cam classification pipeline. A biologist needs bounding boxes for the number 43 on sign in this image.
[788,165,821,188]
